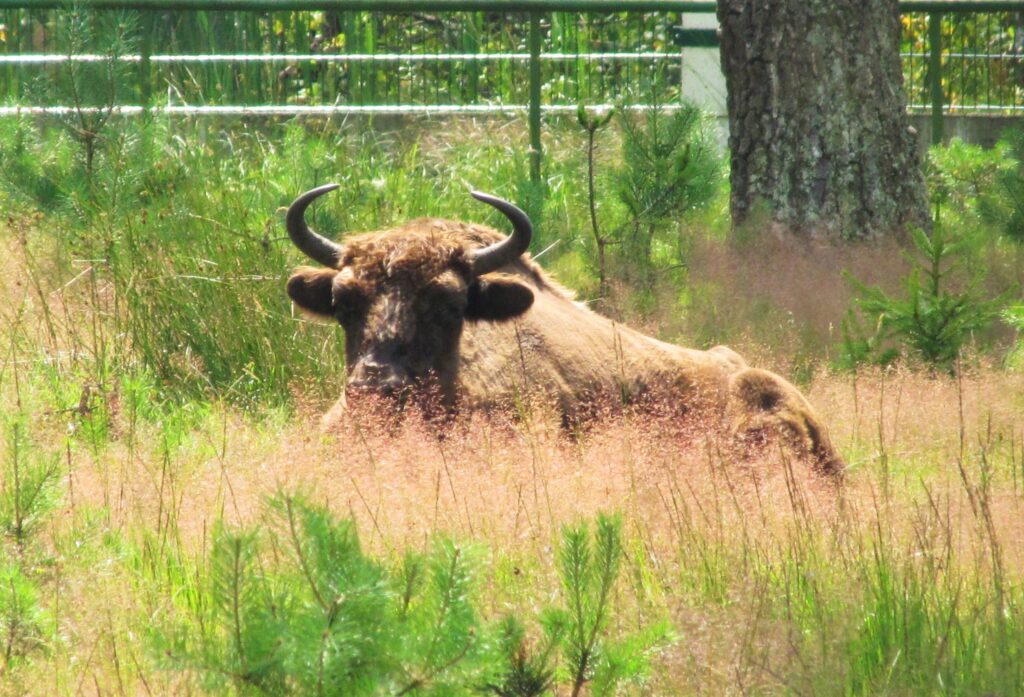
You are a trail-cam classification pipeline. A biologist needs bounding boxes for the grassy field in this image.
[1,115,1023,695]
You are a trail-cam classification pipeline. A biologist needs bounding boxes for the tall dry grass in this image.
[10,362,1017,694]
[680,235,913,358]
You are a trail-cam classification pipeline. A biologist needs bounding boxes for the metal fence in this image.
[901,1,1024,142]
[903,8,1024,114]
[0,4,691,111]
[0,0,1021,176]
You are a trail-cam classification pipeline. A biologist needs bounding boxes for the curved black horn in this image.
[468,192,533,276]
[285,184,344,267]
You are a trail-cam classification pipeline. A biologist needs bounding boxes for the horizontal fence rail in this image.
[0,51,680,62]
[0,1,1018,10]
[0,103,647,115]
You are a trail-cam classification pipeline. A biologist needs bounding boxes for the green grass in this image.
[0,114,1023,695]
[0,111,729,406]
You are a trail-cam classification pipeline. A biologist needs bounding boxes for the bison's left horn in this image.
[286,184,344,268]
[468,192,533,276]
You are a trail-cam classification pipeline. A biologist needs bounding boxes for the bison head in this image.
[285,184,535,405]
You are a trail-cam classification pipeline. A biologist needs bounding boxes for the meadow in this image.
[1,112,1023,695]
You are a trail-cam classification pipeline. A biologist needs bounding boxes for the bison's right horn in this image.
[468,192,533,276]
[286,184,344,268]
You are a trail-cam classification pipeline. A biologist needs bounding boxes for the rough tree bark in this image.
[717,0,930,240]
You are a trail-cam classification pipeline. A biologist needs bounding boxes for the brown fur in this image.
[288,220,844,476]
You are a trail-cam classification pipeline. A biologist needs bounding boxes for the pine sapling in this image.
[395,540,479,694]
[482,615,560,697]
[576,105,616,297]
[842,225,1006,373]
[1,416,62,548]
[614,95,720,277]
[559,513,623,697]
[0,560,49,669]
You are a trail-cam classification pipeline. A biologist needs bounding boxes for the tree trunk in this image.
[717,0,930,240]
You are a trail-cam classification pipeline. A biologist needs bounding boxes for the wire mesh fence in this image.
[0,8,686,111]
[901,6,1024,114]
[0,0,1020,165]
[1,3,1020,114]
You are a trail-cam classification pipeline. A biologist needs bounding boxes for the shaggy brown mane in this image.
[339,219,565,296]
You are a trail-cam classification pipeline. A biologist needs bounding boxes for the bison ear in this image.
[466,273,534,322]
[287,267,337,317]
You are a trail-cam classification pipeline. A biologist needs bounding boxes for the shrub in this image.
[0,558,50,670]
[838,225,1006,372]
[613,100,722,276]
[994,129,1024,241]
[925,137,1006,215]
[37,6,139,178]
[1,415,62,547]
[1003,303,1024,368]
[0,414,60,674]
[155,493,483,695]
[925,131,1024,243]
[154,497,667,696]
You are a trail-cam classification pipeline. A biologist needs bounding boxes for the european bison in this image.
[285,184,843,475]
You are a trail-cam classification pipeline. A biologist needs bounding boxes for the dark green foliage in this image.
[559,513,625,697]
[481,617,557,697]
[38,6,139,178]
[156,493,486,696]
[1,415,62,547]
[0,557,49,670]
[839,226,1006,372]
[994,129,1024,241]
[264,501,394,693]
[153,500,664,696]
[0,415,59,673]
[206,528,286,693]
[834,309,899,372]
[924,131,1024,244]
[614,101,721,273]
[0,119,76,208]
[926,137,1006,215]
[1004,304,1024,333]
[1003,303,1024,367]
[486,514,668,697]
[560,515,616,693]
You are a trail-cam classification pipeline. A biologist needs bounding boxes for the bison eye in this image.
[436,305,464,328]
[332,285,367,325]
[422,292,466,327]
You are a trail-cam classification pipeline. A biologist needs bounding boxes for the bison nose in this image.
[348,359,410,394]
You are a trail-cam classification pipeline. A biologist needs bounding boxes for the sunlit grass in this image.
[3,331,1024,694]
[1,116,1023,695]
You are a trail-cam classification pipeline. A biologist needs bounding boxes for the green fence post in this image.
[139,11,154,108]
[464,12,479,103]
[364,15,375,102]
[929,10,943,145]
[528,10,542,184]
[345,12,362,104]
